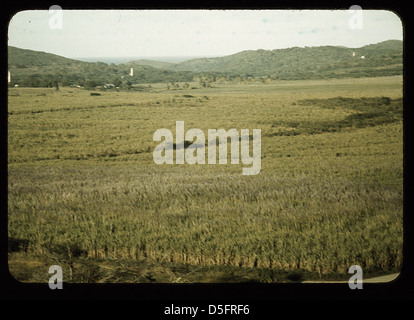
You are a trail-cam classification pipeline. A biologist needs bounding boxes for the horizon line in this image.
[8,38,402,64]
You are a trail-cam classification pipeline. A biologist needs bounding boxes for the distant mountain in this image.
[126,59,176,69]
[165,40,403,79]
[7,40,403,87]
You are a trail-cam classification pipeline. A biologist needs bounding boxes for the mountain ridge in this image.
[164,40,402,77]
[8,39,403,87]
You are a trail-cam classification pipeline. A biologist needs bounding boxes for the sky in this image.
[8,9,403,59]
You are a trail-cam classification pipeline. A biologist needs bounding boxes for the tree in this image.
[84,79,98,89]
[112,77,122,87]
[121,80,132,90]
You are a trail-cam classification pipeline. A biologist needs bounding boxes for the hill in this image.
[8,46,82,67]
[7,47,194,88]
[7,40,403,87]
[168,40,403,79]
[127,59,176,69]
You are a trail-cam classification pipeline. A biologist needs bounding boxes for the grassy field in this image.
[7,76,403,283]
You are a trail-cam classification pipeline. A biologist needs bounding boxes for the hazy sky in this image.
[8,9,403,58]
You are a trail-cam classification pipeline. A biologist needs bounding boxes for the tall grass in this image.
[8,76,403,281]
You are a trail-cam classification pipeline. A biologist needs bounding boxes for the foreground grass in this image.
[8,76,403,282]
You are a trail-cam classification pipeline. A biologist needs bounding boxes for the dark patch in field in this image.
[267,96,402,137]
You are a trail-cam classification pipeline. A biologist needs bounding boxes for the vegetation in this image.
[7,47,194,88]
[268,96,403,136]
[169,40,403,78]
[8,76,403,282]
[8,40,402,88]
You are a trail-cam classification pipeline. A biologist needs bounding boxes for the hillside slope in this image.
[8,46,194,87]
[127,59,176,69]
[8,46,82,67]
[169,40,403,79]
[8,40,403,87]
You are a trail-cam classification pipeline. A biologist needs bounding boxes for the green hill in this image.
[7,46,194,88]
[8,46,82,67]
[169,40,403,79]
[127,59,176,69]
[7,40,403,87]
